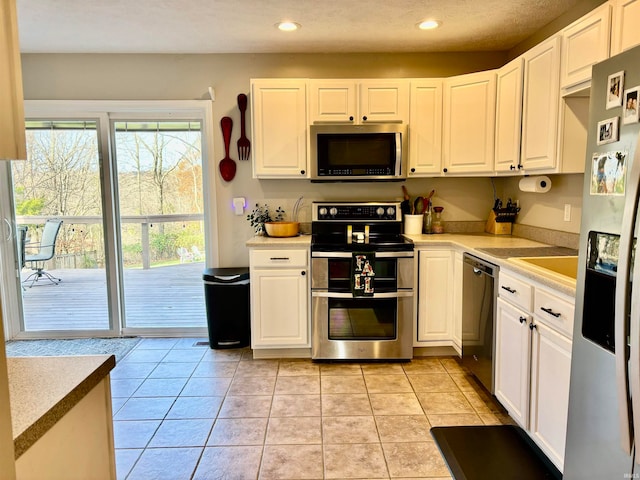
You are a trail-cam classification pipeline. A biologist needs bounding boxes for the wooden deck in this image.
[21,262,207,331]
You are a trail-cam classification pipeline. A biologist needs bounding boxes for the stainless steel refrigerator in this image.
[564,44,640,478]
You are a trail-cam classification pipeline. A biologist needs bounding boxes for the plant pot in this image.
[264,222,299,237]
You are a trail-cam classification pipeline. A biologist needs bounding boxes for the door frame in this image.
[1,100,218,340]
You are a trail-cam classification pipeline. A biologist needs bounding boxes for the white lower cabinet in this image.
[495,268,573,472]
[249,248,309,349]
[495,297,531,428]
[529,320,572,471]
[416,248,455,347]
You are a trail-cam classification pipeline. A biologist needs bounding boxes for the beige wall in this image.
[496,174,584,234]
[20,46,588,265]
[21,52,508,267]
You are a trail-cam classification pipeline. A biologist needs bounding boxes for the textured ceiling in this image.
[16,0,583,54]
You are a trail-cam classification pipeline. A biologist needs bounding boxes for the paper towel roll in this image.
[519,175,551,193]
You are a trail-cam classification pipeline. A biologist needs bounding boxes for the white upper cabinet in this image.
[0,0,26,160]
[443,70,496,175]
[309,79,409,124]
[251,79,308,178]
[359,80,409,123]
[520,36,561,172]
[408,79,443,176]
[309,80,357,123]
[560,2,611,91]
[611,0,640,55]
[495,58,524,173]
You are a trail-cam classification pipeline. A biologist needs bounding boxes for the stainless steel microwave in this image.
[309,124,407,182]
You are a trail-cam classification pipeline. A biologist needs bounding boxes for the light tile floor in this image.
[111,338,512,479]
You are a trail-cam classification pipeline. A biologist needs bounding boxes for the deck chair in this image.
[23,219,63,288]
[191,245,204,261]
[177,246,193,263]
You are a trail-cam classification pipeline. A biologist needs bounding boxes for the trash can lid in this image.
[203,267,249,282]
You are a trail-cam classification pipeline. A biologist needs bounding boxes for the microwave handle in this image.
[395,132,402,177]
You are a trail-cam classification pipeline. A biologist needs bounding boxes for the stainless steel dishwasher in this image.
[462,253,499,393]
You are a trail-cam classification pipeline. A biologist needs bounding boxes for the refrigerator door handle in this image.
[617,132,640,457]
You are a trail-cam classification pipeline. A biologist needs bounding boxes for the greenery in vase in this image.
[246,204,285,234]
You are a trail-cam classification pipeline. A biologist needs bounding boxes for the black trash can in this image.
[203,267,250,349]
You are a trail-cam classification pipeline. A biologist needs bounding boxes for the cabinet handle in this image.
[362,116,367,121]
[540,307,561,318]
[300,170,306,175]
[529,322,537,330]
[517,164,523,170]
[270,257,290,261]
[501,285,516,294]
[510,165,516,170]
[349,116,354,121]
[443,168,448,173]
[519,316,527,324]
[301,271,306,276]
[410,168,415,173]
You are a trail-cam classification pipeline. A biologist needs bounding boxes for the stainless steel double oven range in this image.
[311,202,414,361]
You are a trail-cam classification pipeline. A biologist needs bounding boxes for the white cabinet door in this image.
[560,3,611,90]
[495,297,531,428]
[408,79,443,176]
[520,36,561,171]
[611,0,640,55]
[251,79,308,178]
[416,249,453,343]
[309,80,357,123]
[251,268,309,348]
[358,80,409,124]
[451,251,463,354]
[529,321,572,472]
[495,58,524,173]
[443,71,496,175]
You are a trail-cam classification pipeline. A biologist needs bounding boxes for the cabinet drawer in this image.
[251,249,308,268]
[498,271,533,311]
[534,288,574,338]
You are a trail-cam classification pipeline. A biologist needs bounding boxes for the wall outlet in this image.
[564,204,571,222]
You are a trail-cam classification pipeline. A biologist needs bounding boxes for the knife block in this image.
[485,210,512,235]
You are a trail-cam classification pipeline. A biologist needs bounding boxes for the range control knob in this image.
[376,207,385,216]
[319,207,328,216]
[386,207,395,216]
[329,207,338,216]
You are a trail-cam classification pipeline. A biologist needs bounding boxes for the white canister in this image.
[404,214,424,235]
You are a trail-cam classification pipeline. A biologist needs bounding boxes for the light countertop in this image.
[246,233,577,297]
[7,354,115,458]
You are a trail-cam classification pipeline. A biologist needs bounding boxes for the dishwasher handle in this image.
[463,253,498,277]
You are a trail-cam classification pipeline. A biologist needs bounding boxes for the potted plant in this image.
[246,203,285,235]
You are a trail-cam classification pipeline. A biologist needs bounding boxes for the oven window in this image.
[328,258,397,292]
[328,298,397,340]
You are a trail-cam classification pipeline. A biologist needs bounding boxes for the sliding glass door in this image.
[12,120,112,333]
[0,101,215,339]
[113,120,206,332]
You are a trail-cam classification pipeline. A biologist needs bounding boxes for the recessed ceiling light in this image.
[417,20,440,30]
[276,21,301,32]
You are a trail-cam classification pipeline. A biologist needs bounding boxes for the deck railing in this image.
[17,213,205,270]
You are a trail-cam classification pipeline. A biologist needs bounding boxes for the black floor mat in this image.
[431,425,562,480]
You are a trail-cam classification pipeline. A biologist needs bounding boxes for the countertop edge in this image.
[246,233,577,296]
[12,354,116,459]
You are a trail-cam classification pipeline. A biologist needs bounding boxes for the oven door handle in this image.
[312,291,413,299]
[311,251,414,258]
